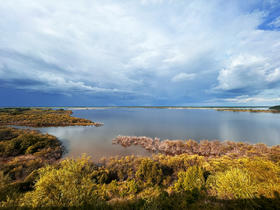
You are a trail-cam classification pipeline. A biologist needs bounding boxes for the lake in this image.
[36,108,280,160]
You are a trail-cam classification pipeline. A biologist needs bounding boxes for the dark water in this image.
[37,108,280,160]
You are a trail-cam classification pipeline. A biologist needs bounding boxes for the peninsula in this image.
[0,108,101,127]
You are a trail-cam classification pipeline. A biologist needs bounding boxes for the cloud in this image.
[216,54,267,91]
[216,53,280,92]
[0,0,280,105]
[171,73,195,82]
[266,68,280,82]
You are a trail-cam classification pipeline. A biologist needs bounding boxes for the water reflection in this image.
[38,126,151,161]
[36,108,280,160]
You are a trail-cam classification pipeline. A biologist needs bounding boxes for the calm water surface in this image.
[36,108,280,160]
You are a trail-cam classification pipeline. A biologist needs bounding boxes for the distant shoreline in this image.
[217,108,280,113]
[65,106,271,111]
[0,106,270,110]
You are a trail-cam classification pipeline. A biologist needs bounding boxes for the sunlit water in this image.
[34,108,280,160]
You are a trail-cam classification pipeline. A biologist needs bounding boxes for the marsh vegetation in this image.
[113,136,280,161]
[0,108,98,127]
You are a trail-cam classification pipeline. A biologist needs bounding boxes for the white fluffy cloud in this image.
[216,54,280,90]
[215,23,280,100]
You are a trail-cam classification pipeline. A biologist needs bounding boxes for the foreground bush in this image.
[207,168,257,199]
[174,166,205,192]
[136,159,163,186]
[19,155,101,207]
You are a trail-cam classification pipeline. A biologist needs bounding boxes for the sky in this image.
[0,0,280,106]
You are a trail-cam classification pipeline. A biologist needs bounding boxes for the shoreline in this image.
[66,106,270,110]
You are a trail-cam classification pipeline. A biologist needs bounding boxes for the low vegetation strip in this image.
[216,105,280,113]
[216,108,280,113]
[113,136,280,161]
[0,108,99,127]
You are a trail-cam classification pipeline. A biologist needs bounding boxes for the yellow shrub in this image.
[174,166,205,192]
[136,159,163,186]
[207,168,257,199]
[19,155,98,207]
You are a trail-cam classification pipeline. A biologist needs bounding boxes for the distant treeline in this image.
[217,108,280,113]
[215,105,280,113]
[269,105,280,110]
